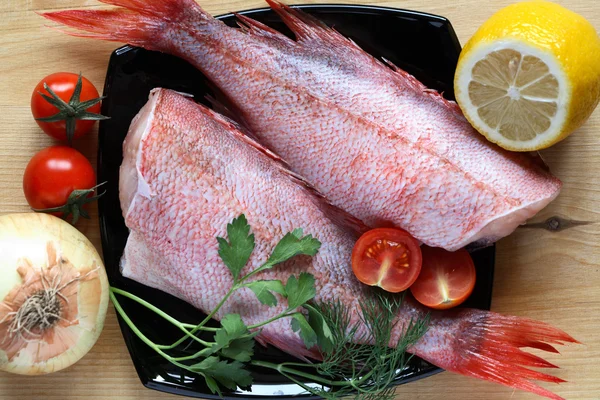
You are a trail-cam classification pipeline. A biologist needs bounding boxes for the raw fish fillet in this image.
[118,88,575,399]
[44,0,562,250]
[119,88,367,360]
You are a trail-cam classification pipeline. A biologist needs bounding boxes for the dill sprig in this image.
[280,294,430,400]
[110,214,429,398]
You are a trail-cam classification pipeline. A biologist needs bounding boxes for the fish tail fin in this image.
[412,309,579,400]
[40,0,208,48]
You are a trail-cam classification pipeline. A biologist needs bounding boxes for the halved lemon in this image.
[455,1,600,151]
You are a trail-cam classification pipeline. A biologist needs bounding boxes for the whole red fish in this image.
[44,0,562,251]
[118,88,574,400]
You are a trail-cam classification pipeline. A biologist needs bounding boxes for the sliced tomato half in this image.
[351,228,422,293]
[410,247,476,310]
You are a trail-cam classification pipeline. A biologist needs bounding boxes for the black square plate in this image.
[98,4,495,399]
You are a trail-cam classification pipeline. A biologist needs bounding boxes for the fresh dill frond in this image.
[304,293,430,399]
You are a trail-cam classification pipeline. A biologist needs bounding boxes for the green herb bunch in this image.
[110,214,429,399]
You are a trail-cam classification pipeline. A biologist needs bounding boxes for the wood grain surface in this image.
[0,0,598,399]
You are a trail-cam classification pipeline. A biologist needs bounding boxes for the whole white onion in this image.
[0,213,109,375]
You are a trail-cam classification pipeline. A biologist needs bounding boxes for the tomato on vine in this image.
[31,72,108,144]
[23,146,104,224]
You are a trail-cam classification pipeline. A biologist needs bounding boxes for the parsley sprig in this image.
[110,214,428,399]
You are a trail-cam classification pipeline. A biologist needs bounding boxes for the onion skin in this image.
[0,213,109,375]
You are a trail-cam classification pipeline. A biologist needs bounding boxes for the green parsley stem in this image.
[250,360,350,387]
[247,311,298,330]
[240,264,267,282]
[162,285,238,350]
[276,371,335,399]
[156,339,214,350]
[200,286,235,324]
[181,323,218,331]
[272,361,314,368]
[110,290,201,373]
[110,287,213,349]
[170,350,211,362]
[280,360,377,390]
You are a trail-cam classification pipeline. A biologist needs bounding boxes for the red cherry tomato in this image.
[351,228,422,293]
[23,146,96,213]
[410,247,476,310]
[31,72,103,141]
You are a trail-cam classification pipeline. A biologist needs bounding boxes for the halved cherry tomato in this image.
[410,247,476,310]
[351,228,422,293]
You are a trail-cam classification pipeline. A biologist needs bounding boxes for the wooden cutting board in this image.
[0,0,598,399]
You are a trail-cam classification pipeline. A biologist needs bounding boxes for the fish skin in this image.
[117,88,575,399]
[42,0,561,251]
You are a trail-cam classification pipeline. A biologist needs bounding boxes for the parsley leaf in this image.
[211,314,256,362]
[291,313,318,349]
[217,215,255,282]
[191,356,252,390]
[204,376,221,396]
[305,303,334,353]
[286,272,317,310]
[244,280,286,307]
[220,313,248,338]
[291,228,304,238]
[261,229,321,270]
[220,336,255,362]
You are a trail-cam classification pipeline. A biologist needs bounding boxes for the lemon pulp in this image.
[462,42,566,146]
